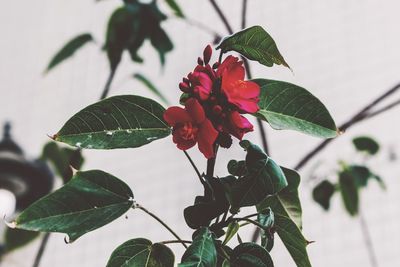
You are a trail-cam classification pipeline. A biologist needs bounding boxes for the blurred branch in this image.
[208,0,233,34]
[359,209,379,267]
[32,233,50,267]
[100,68,117,100]
[295,82,400,171]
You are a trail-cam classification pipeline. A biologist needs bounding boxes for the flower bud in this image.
[179,82,190,92]
[212,105,222,115]
[183,77,190,84]
[197,57,204,66]
[212,62,220,69]
[203,45,212,65]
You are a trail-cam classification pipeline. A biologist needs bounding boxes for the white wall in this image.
[1,0,400,266]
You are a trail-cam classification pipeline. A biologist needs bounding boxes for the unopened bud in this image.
[197,57,204,66]
[212,105,222,115]
[183,77,190,84]
[179,82,190,92]
[203,45,212,65]
[212,62,220,69]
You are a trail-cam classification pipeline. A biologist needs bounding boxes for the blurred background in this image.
[0,0,399,266]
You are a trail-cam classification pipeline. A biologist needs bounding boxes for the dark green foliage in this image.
[230,243,274,267]
[165,0,185,18]
[257,208,275,251]
[253,79,338,138]
[13,170,134,242]
[55,95,171,150]
[179,228,217,267]
[339,170,359,216]
[352,136,380,155]
[217,25,289,69]
[105,1,173,70]
[46,33,94,72]
[107,238,174,267]
[312,180,335,210]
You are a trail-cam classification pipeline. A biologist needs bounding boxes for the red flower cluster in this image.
[164,45,260,158]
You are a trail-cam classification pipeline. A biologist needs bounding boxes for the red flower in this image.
[163,98,218,159]
[188,68,213,101]
[217,56,260,114]
[228,111,254,140]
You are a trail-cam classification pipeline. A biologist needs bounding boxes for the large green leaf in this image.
[134,73,170,105]
[352,136,380,155]
[179,228,217,267]
[216,25,289,69]
[228,141,287,213]
[107,238,174,267]
[339,170,359,216]
[230,243,274,267]
[258,168,311,267]
[10,170,134,242]
[54,95,171,149]
[46,33,94,73]
[257,208,275,251]
[312,180,335,210]
[4,228,40,252]
[253,79,338,138]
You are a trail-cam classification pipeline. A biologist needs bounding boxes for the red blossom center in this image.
[177,122,198,141]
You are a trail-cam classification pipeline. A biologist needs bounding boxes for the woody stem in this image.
[206,145,219,177]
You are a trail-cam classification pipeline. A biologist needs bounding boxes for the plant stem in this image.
[206,145,219,177]
[235,217,265,229]
[161,240,192,245]
[359,209,379,267]
[241,0,248,29]
[208,0,233,34]
[295,82,400,171]
[134,204,188,249]
[183,151,204,185]
[100,68,117,100]
[32,233,50,267]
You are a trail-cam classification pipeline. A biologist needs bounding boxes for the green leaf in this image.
[227,160,247,177]
[258,168,311,267]
[230,243,274,267]
[4,228,40,252]
[222,221,240,245]
[134,73,170,105]
[253,79,338,138]
[228,141,288,213]
[150,26,173,66]
[216,25,289,69]
[352,136,380,155]
[179,228,217,267]
[46,33,94,73]
[54,95,171,150]
[41,141,84,183]
[312,180,335,210]
[165,0,185,18]
[339,170,359,216]
[11,170,134,242]
[257,208,274,251]
[107,238,174,267]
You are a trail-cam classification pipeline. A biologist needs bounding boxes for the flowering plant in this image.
[7,25,338,267]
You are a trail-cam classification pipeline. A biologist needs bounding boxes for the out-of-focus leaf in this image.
[165,0,185,18]
[222,221,240,245]
[54,95,170,150]
[46,33,94,73]
[339,170,359,216]
[134,73,170,105]
[179,228,217,267]
[230,243,274,267]
[312,180,335,210]
[11,170,134,243]
[253,79,338,138]
[107,238,174,267]
[41,142,84,183]
[217,25,289,69]
[4,228,40,252]
[352,136,380,155]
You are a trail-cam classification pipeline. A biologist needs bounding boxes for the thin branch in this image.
[235,217,265,229]
[135,205,188,248]
[160,240,192,245]
[206,145,219,177]
[362,98,400,120]
[32,233,51,267]
[359,209,379,267]
[241,0,248,29]
[295,83,400,171]
[100,68,117,100]
[178,17,222,40]
[183,151,204,185]
[208,0,234,34]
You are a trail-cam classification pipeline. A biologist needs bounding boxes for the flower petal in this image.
[197,119,218,159]
[163,107,191,126]
[185,98,206,124]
